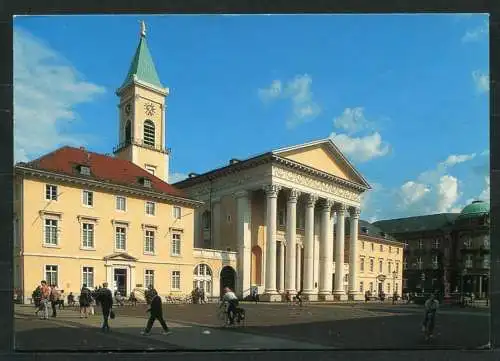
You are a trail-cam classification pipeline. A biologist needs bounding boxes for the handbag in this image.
[110,310,116,319]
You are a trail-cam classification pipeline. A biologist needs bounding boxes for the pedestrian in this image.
[79,284,92,318]
[50,284,61,317]
[95,282,114,332]
[32,285,42,316]
[141,290,172,336]
[422,292,439,341]
[39,280,51,320]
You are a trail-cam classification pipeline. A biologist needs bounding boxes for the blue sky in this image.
[13,14,489,221]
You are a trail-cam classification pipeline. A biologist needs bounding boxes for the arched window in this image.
[143,120,155,147]
[193,264,213,296]
[124,120,131,144]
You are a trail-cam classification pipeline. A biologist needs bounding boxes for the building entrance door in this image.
[114,268,127,296]
[378,282,383,296]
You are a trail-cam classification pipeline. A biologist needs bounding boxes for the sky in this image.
[13,14,489,222]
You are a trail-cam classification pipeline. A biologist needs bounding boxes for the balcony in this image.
[193,248,238,263]
[113,138,171,155]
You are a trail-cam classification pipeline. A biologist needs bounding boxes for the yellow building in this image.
[13,22,240,304]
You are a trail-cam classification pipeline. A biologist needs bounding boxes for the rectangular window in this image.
[380,245,383,252]
[464,239,472,249]
[144,230,155,254]
[45,265,58,286]
[371,243,374,251]
[433,239,440,249]
[362,241,365,250]
[173,206,181,220]
[45,185,58,201]
[82,223,94,248]
[389,246,392,253]
[465,255,473,268]
[116,196,127,211]
[484,236,490,249]
[202,211,211,230]
[297,208,305,229]
[369,282,373,292]
[171,233,181,256]
[115,227,127,250]
[379,259,383,273]
[82,190,93,207]
[396,247,400,254]
[388,261,392,274]
[432,255,439,269]
[369,259,374,272]
[359,281,364,293]
[387,283,391,294]
[417,257,423,270]
[44,219,58,246]
[360,257,365,272]
[483,256,490,269]
[418,240,424,249]
[145,270,155,289]
[396,262,400,273]
[80,166,91,176]
[145,201,156,216]
[395,282,399,294]
[171,271,181,290]
[82,267,94,288]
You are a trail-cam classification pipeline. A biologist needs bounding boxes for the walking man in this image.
[141,290,172,336]
[79,284,92,318]
[40,281,51,320]
[95,282,113,332]
[50,284,61,317]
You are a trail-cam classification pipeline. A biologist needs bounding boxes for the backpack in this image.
[33,287,41,299]
[81,288,91,302]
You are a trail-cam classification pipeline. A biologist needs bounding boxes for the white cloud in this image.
[169,172,189,184]
[14,28,106,163]
[436,175,461,212]
[329,132,390,163]
[472,70,489,93]
[333,107,373,134]
[479,175,490,202]
[258,74,321,128]
[400,181,430,206]
[442,153,477,167]
[258,80,282,101]
[462,20,488,43]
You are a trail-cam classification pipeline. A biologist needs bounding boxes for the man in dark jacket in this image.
[95,282,113,332]
[141,290,171,335]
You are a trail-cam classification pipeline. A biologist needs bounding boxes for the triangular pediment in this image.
[273,139,370,188]
[104,252,138,262]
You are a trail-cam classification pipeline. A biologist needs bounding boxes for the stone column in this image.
[235,190,252,299]
[319,199,334,300]
[348,207,362,300]
[211,198,221,249]
[262,184,281,301]
[296,244,302,291]
[333,204,347,300]
[279,241,285,292]
[303,194,317,300]
[285,189,300,294]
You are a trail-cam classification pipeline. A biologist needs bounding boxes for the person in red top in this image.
[39,281,51,320]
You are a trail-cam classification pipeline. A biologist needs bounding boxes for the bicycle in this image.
[217,300,246,327]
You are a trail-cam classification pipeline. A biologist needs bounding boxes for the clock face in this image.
[144,102,156,117]
[125,103,131,115]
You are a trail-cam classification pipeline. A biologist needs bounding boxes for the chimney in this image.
[229,158,240,165]
[79,146,86,151]
[188,172,198,178]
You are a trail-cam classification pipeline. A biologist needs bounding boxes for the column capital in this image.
[321,199,334,211]
[281,239,287,247]
[306,194,319,207]
[335,203,347,216]
[234,190,249,199]
[349,207,361,218]
[288,189,301,203]
[263,184,281,198]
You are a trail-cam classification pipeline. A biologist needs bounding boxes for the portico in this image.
[175,138,370,301]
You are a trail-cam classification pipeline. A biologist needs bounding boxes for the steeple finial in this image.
[140,20,146,38]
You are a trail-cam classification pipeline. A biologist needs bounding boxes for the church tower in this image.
[114,21,170,182]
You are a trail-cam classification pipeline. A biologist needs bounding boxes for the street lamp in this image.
[392,271,397,304]
[421,272,426,294]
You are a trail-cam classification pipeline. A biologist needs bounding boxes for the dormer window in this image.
[77,165,91,176]
[140,177,152,188]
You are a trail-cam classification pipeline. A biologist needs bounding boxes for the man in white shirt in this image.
[221,287,239,325]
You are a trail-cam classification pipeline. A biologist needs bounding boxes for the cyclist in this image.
[221,287,239,326]
[422,292,439,341]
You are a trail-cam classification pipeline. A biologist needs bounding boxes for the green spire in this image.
[119,21,163,90]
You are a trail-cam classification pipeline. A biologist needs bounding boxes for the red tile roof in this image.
[20,146,188,199]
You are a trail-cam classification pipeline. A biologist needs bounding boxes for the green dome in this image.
[459,200,490,219]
